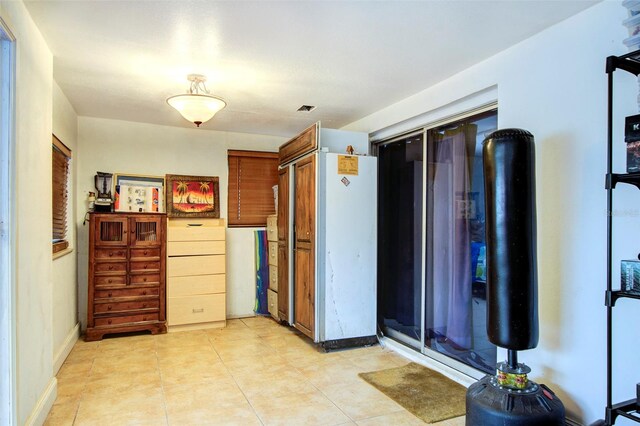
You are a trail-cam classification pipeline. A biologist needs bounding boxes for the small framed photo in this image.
[165,174,220,218]
[113,174,165,213]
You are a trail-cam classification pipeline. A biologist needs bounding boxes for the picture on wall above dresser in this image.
[165,174,220,218]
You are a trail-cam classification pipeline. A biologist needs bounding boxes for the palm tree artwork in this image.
[167,175,219,217]
[199,181,211,204]
[175,181,189,203]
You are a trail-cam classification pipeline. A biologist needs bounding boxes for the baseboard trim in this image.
[53,323,79,374]
[24,377,57,426]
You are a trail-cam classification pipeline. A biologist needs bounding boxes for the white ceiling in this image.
[25,0,598,138]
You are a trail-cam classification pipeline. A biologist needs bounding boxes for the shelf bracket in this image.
[605,290,618,308]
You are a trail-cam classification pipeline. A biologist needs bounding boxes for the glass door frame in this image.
[373,129,426,351]
[373,102,498,380]
[0,17,16,425]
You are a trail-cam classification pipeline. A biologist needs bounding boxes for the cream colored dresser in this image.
[266,214,278,320]
[167,218,226,331]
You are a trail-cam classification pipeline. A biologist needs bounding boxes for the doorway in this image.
[377,108,497,375]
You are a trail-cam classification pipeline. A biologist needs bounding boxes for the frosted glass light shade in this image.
[166,93,226,127]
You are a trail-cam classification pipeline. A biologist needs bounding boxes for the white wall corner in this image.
[53,323,79,375]
[24,377,56,426]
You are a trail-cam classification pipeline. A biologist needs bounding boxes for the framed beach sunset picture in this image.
[165,174,220,218]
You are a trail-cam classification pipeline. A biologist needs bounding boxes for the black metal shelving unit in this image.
[603,50,640,426]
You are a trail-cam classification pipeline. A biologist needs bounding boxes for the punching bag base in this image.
[466,375,565,426]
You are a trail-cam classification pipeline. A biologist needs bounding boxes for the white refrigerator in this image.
[315,151,378,345]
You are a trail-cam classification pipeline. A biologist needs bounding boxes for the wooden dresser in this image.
[166,218,226,331]
[86,212,167,341]
[266,214,278,320]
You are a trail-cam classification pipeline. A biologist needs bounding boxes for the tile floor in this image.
[45,316,466,425]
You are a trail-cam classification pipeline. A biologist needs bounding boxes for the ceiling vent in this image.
[297,105,316,112]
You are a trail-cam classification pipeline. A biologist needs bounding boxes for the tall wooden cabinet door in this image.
[94,215,128,246]
[293,155,315,339]
[129,216,163,247]
[277,166,290,321]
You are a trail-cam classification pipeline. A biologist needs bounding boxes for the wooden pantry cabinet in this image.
[166,218,226,331]
[86,212,167,341]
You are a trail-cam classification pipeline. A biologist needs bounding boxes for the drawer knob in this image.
[108,319,112,324]
[143,317,147,321]
[107,305,112,311]
[144,251,148,255]
[143,277,147,282]
[108,265,113,270]
[108,292,112,297]
[193,308,204,313]
[143,304,147,308]
[109,252,113,257]
[142,291,147,295]
[108,279,112,283]
[143,265,148,269]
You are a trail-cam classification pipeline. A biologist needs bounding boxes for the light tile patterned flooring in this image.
[45,316,466,425]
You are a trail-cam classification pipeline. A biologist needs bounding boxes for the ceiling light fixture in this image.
[167,74,226,127]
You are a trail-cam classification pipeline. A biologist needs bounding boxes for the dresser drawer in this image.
[267,289,278,319]
[168,294,225,326]
[95,287,159,300]
[95,248,127,260]
[266,215,277,242]
[94,262,127,274]
[268,241,277,266]
[269,265,278,292]
[94,313,160,327]
[129,273,161,285]
[130,260,161,273]
[94,299,159,315]
[94,275,127,288]
[130,248,161,260]
[167,255,225,277]
[167,241,225,256]
[167,274,225,297]
[167,219,225,242]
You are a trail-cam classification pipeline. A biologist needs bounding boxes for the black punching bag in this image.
[466,129,564,426]
[483,128,538,350]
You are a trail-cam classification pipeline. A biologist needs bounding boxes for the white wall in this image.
[52,81,79,373]
[0,1,56,424]
[76,117,285,329]
[344,2,632,423]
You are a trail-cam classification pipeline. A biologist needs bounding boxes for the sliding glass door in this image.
[377,132,423,346]
[377,108,497,374]
[424,110,497,373]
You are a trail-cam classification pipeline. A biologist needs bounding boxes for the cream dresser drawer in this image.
[267,289,278,320]
[266,215,277,242]
[167,218,225,242]
[168,255,225,277]
[268,241,277,267]
[269,265,278,292]
[168,294,226,326]
[167,241,225,256]
[168,274,225,298]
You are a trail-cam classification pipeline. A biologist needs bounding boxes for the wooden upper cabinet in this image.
[94,216,128,246]
[130,216,163,247]
[279,123,318,166]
